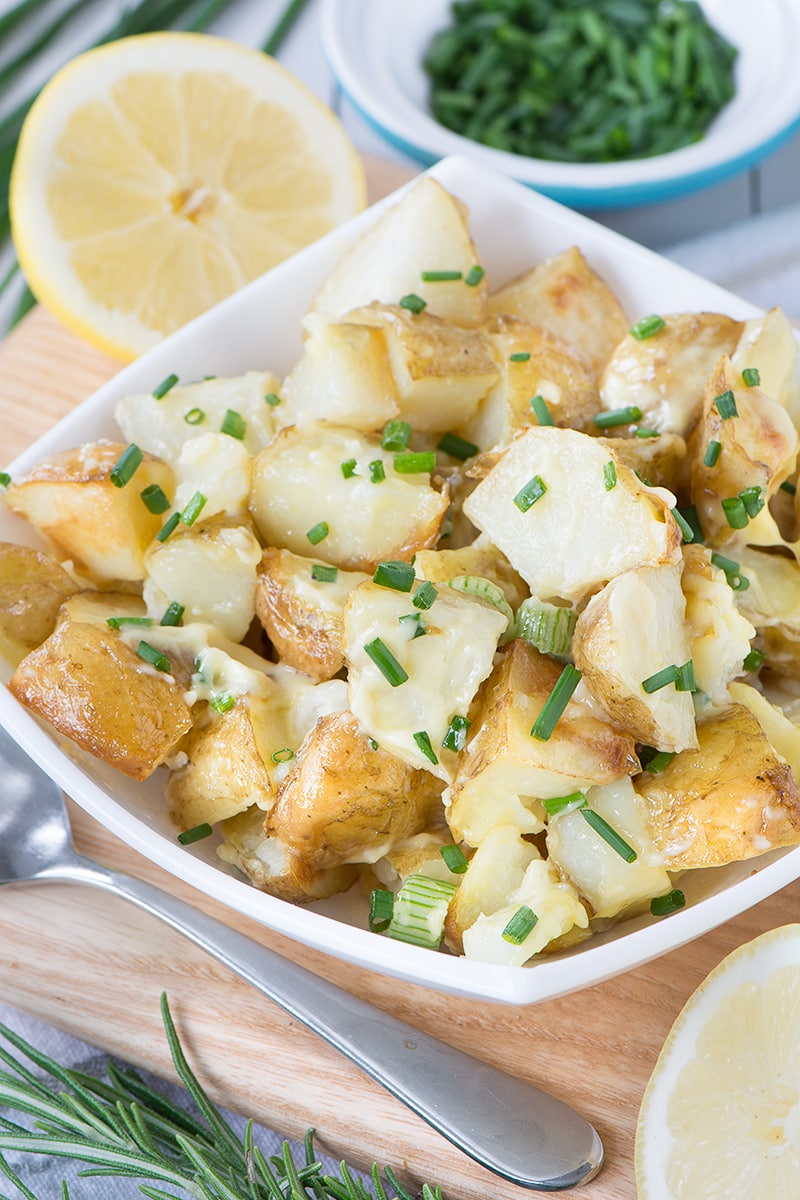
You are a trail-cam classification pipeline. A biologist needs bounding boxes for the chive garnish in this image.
[780,480,797,495]
[106,616,153,629]
[530,394,554,427]
[633,427,660,438]
[593,405,643,429]
[135,641,171,672]
[341,458,358,479]
[465,265,485,287]
[140,483,170,514]
[704,439,721,467]
[677,505,704,544]
[542,791,587,817]
[221,408,246,439]
[502,905,538,944]
[373,560,416,592]
[311,563,338,583]
[531,663,581,741]
[641,664,679,693]
[630,314,665,340]
[306,521,329,545]
[638,746,674,774]
[581,809,637,862]
[381,419,412,452]
[603,460,617,491]
[671,508,694,544]
[210,694,236,714]
[368,737,379,751]
[513,474,547,513]
[442,713,470,752]
[177,822,213,846]
[109,443,143,488]
[160,601,185,627]
[710,552,749,591]
[399,293,427,313]
[437,432,479,460]
[674,659,695,692]
[440,844,469,874]
[741,368,760,387]
[156,512,181,543]
[181,491,207,527]
[152,373,179,399]
[184,407,205,425]
[413,730,439,764]
[413,581,438,610]
[369,888,395,932]
[0,473,10,489]
[364,637,408,687]
[714,390,737,419]
[509,351,531,362]
[650,889,686,916]
[394,451,436,474]
[399,612,427,638]
[743,647,765,672]
[271,747,294,763]
[264,392,282,406]
[369,459,386,484]
[740,485,765,519]
[421,269,462,282]
[721,495,748,529]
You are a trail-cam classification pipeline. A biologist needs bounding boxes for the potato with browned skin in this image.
[0,542,77,666]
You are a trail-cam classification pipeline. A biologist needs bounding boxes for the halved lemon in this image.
[10,32,366,360]
[635,924,800,1198]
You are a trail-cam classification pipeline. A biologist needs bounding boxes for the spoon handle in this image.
[61,856,602,1190]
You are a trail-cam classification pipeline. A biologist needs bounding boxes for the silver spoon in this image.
[0,724,603,1191]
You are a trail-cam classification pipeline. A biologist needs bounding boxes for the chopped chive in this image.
[721,495,748,529]
[677,504,704,544]
[399,612,427,638]
[413,581,438,610]
[642,664,679,693]
[442,713,470,752]
[152,373,179,399]
[210,693,236,714]
[675,659,695,692]
[364,637,408,687]
[465,265,485,287]
[393,451,436,474]
[369,459,386,484]
[593,405,643,429]
[156,512,181,543]
[381,419,412,452]
[509,351,531,362]
[373,560,416,592]
[0,472,10,489]
[630,314,665,340]
[714,390,737,419]
[581,809,637,862]
[306,521,329,545]
[140,484,170,514]
[271,747,295,764]
[502,905,538,944]
[341,458,358,479]
[184,407,205,425]
[650,889,685,916]
[531,663,582,741]
[671,508,694,544]
[743,647,765,672]
[513,474,547,513]
[399,293,427,313]
[203,375,216,381]
[780,480,797,495]
[221,408,246,439]
[160,601,185,627]
[740,485,765,519]
[368,737,379,751]
[413,730,439,765]
[437,432,480,460]
[135,640,171,672]
[109,443,143,488]
[633,427,660,438]
[638,746,674,774]
[311,563,338,583]
[440,844,469,874]
[180,491,207,527]
[710,552,749,591]
[530,394,554,427]
[542,791,587,817]
[369,888,395,932]
[264,392,282,406]
[741,368,760,387]
[704,439,721,468]
[177,822,213,846]
[106,615,153,629]
[603,460,617,491]
[421,269,462,281]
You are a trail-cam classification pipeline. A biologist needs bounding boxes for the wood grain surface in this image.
[1,155,799,1200]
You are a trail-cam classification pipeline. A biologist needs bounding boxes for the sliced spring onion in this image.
[160,601,185,627]
[743,647,765,672]
[369,459,386,484]
[140,483,171,514]
[311,563,338,583]
[529,394,554,427]
[741,368,760,388]
[437,431,480,460]
[593,405,643,429]
[464,264,485,287]
[381,419,412,452]
[531,663,582,742]
[399,293,427,314]
[413,730,439,765]
[221,408,246,439]
[184,407,205,425]
[674,659,695,692]
[373,560,416,592]
[740,485,765,518]
[440,844,469,874]
[109,443,143,488]
[581,809,637,862]
[650,889,686,916]
[0,473,10,489]
[721,495,748,529]
[135,641,171,672]
[703,439,721,467]
[152,373,179,399]
[421,269,462,281]
[106,616,153,629]
[181,491,207,527]
[306,521,329,545]
[630,314,665,340]
[514,597,577,659]
[603,460,617,491]
[442,714,470,752]
[509,351,531,362]
[413,581,438,610]
[387,874,457,949]
[341,458,358,479]
[780,480,797,496]
[271,747,294,764]
[501,905,538,945]
[156,512,181,543]
[710,552,749,591]
[369,888,395,932]
[714,390,737,419]
[177,822,212,846]
[447,575,514,633]
[393,451,436,474]
[513,474,547,513]
[542,791,587,817]
[399,612,427,639]
[364,637,408,687]
[264,392,282,406]
[642,664,679,693]
[209,694,236,715]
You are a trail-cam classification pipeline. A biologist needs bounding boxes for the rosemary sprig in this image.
[0,995,444,1200]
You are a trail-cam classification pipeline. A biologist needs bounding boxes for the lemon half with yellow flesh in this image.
[10,32,366,360]
[635,924,800,1198]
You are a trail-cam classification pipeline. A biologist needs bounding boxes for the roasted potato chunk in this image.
[731,307,800,428]
[596,432,687,494]
[4,442,174,583]
[736,546,800,678]
[10,617,192,780]
[0,542,77,667]
[636,703,800,868]
[488,246,628,378]
[444,824,538,954]
[681,545,754,705]
[172,432,251,521]
[729,681,800,782]
[412,535,528,610]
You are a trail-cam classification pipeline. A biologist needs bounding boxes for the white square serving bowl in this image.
[1,154,798,1006]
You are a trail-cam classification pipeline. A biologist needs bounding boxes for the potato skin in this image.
[268,711,444,869]
[10,618,192,780]
[0,542,77,665]
[637,703,800,867]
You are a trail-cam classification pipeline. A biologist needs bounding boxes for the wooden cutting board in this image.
[2,155,800,1200]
